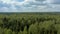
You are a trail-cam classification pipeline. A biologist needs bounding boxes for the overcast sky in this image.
[0,0,60,12]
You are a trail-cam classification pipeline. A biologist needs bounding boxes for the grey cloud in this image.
[35,0,45,1]
[30,2,46,5]
[47,0,60,4]
[25,0,47,6]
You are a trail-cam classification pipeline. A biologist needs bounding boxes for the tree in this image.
[12,31,16,34]
[0,27,3,34]
[29,23,39,34]
[4,29,12,34]
[23,26,27,34]
[18,31,23,34]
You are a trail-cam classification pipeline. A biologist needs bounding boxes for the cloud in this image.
[14,0,25,2]
[35,0,45,1]
[46,0,60,4]
[0,1,11,8]
[0,0,60,12]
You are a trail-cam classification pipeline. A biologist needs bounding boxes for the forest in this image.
[0,13,60,34]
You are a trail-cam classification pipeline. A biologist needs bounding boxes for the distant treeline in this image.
[0,12,60,15]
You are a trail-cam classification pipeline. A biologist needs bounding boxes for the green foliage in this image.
[4,29,12,34]
[0,13,60,34]
[0,27,3,34]
[29,23,38,34]
[23,26,27,34]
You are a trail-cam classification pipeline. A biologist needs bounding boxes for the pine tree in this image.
[0,27,3,34]
[29,23,38,34]
[4,29,12,34]
[23,26,27,34]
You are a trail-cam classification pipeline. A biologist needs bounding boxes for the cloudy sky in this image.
[0,0,60,12]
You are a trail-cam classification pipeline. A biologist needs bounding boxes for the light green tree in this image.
[0,27,3,34]
[29,23,39,34]
[23,26,27,34]
[4,29,12,34]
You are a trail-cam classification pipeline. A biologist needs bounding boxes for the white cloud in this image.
[0,0,60,12]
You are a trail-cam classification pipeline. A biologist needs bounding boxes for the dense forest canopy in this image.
[0,13,60,34]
